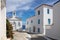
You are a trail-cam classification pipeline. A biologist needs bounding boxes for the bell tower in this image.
[13,10,16,17]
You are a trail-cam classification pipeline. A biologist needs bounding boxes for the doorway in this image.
[38,28,40,33]
[33,26,35,32]
[29,27,31,32]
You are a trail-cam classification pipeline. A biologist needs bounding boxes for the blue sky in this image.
[6,0,58,25]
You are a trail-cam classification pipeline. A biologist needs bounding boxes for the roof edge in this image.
[35,4,53,10]
[26,15,35,20]
[53,0,60,5]
[35,0,60,10]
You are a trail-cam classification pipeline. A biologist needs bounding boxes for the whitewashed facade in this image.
[26,4,53,35]
[26,0,60,40]
[8,11,22,31]
[45,1,60,40]
[0,0,7,40]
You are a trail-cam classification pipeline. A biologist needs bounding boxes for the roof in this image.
[53,0,60,5]
[27,15,35,20]
[35,4,53,10]
[35,0,60,10]
[15,17,22,20]
[27,0,60,20]
[8,16,22,21]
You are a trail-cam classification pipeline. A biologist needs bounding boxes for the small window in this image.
[18,22,20,26]
[13,22,16,26]
[38,10,40,15]
[14,22,15,24]
[48,19,51,24]
[38,19,40,24]
[29,27,31,32]
[33,26,35,32]
[47,9,49,14]
[38,28,40,33]
[31,20,33,23]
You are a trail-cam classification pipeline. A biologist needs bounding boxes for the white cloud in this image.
[6,0,34,12]
[18,12,24,17]
[17,5,31,10]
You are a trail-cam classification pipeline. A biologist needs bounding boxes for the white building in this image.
[26,0,60,40]
[0,0,7,40]
[45,1,60,40]
[26,4,53,34]
[8,11,22,31]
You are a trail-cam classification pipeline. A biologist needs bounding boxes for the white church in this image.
[8,11,22,31]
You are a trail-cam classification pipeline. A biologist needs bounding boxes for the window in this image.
[38,10,40,15]
[47,9,49,14]
[38,19,40,24]
[18,22,20,26]
[13,22,16,29]
[38,28,40,33]
[31,20,33,23]
[33,26,35,32]
[48,19,51,24]
[29,27,31,32]
[13,22,16,26]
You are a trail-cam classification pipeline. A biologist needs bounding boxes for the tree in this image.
[6,19,13,38]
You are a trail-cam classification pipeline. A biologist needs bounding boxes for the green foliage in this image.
[6,19,13,38]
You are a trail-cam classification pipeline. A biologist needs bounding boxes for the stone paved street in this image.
[13,31,31,40]
[13,31,47,40]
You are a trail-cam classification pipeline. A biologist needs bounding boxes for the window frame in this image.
[18,22,20,26]
[47,8,49,14]
[31,20,33,23]
[38,28,40,33]
[38,19,40,24]
[48,19,51,24]
[38,10,40,15]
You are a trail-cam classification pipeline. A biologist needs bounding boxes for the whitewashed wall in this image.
[45,2,60,40]
[9,20,22,31]
[26,16,36,33]
[0,7,6,40]
[15,21,22,30]
[43,7,53,25]
[26,6,44,34]
[43,6,53,35]
[35,6,44,34]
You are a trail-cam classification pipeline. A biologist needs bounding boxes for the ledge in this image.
[45,23,54,26]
